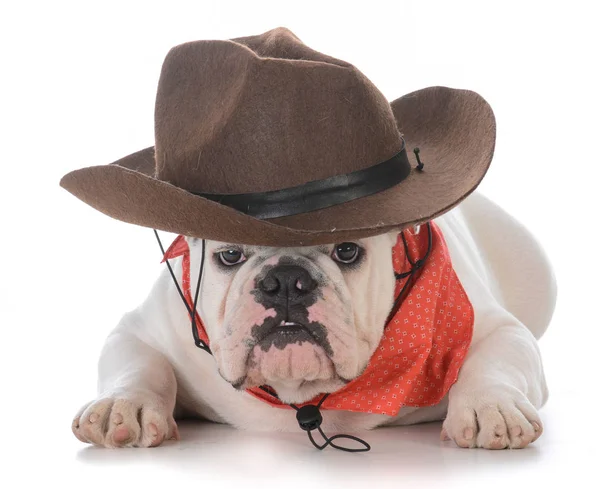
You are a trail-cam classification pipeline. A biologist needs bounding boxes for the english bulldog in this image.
[71,191,555,450]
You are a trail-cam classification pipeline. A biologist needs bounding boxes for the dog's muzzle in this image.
[251,264,330,352]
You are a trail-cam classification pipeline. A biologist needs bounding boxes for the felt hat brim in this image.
[60,86,495,246]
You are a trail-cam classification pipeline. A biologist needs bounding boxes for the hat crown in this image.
[153,28,402,195]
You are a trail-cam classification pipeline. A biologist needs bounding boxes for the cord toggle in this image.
[296,405,323,431]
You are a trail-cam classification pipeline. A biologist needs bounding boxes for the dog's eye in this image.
[219,249,246,266]
[332,243,360,264]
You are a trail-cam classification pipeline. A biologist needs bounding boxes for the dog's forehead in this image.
[195,232,397,255]
[205,239,329,256]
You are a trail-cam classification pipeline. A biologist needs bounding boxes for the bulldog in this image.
[71,192,555,450]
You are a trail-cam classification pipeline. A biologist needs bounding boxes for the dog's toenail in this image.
[89,413,98,423]
[510,426,522,437]
[532,421,541,432]
[113,413,124,425]
[148,423,158,437]
[463,428,474,440]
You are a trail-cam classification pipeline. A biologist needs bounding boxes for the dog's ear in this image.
[185,236,212,253]
[385,229,402,248]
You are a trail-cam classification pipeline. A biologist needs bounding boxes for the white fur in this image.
[72,192,555,449]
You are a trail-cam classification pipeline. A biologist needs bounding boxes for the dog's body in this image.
[73,192,555,449]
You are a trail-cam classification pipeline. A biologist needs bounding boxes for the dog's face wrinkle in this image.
[250,254,268,268]
[322,323,353,352]
[230,375,247,390]
[253,255,328,288]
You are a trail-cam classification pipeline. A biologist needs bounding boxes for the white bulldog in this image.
[71,191,555,450]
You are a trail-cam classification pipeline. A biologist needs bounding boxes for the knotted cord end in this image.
[413,147,425,171]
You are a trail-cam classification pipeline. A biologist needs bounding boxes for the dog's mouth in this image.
[271,320,308,334]
[259,320,313,343]
[255,318,329,353]
[222,316,338,392]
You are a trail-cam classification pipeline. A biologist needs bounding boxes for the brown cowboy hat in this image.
[60,27,495,247]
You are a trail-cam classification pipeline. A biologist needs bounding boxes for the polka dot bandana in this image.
[163,221,474,417]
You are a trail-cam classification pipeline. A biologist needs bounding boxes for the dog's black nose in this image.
[258,265,317,304]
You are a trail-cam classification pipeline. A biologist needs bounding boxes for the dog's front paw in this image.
[441,384,543,449]
[72,393,179,448]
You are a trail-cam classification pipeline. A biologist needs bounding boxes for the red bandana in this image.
[163,222,474,416]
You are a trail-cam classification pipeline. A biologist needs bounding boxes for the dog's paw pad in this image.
[441,386,542,450]
[72,394,177,448]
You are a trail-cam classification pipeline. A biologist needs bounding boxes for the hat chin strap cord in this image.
[153,223,432,453]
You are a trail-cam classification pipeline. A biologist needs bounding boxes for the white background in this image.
[1,1,599,487]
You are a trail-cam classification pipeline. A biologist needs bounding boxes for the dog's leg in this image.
[441,320,548,449]
[72,317,178,448]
